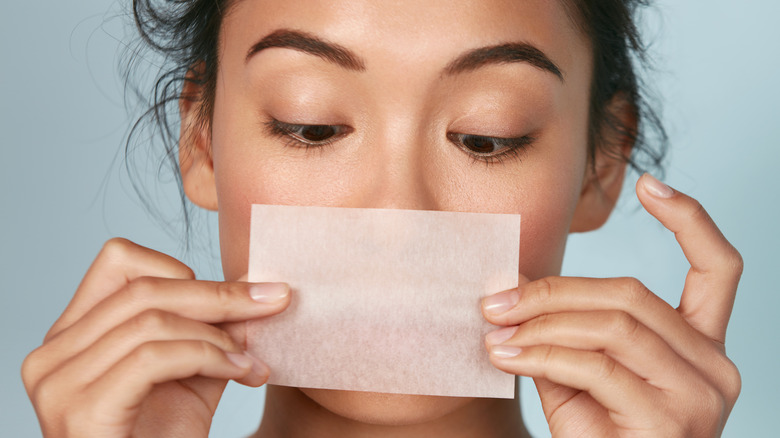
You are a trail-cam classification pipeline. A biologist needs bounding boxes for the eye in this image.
[460,135,506,154]
[291,125,338,142]
[447,132,534,163]
[266,119,351,147]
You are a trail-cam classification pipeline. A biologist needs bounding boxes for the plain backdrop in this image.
[2,1,778,436]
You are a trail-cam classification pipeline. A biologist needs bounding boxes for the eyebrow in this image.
[443,43,563,81]
[245,29,563,81]
[245,29,366,70]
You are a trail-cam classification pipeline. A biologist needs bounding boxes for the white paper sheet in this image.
[246,204,520,398]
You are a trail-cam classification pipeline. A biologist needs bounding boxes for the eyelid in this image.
[446,132,534,165]
[265,118,352,147]
[264,118,532,165]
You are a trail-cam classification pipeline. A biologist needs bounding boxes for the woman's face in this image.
[184,0,612,426]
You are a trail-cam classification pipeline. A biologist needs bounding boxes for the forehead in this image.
[221,0,590,79]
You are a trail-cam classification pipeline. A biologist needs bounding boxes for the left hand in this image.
[482,173,742,437]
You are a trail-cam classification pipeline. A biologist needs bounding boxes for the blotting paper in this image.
[246,204,520,398]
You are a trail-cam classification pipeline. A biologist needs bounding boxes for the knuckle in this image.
[532,277,556,304]
[605,310,641,340]
[217,328,240,351]
[125,276,158,303]
[132,341,166,365]
[31,373,60,408]
[214,281,240,309]
[723,246,744,277]
[688,199,710,225]
[100,237,135,261]
[532,314,551,338]
[21,348,43,389]
[595,354,619,381]
[539,345,556,366]
[720,358,742,404]
[132,309,172,334]
[193,339,220,361]
[700,383,726,420]
[682,379,726,429]
[618,277,651,307]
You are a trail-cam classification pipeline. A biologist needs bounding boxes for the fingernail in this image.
[483,290,520,315]
[486,326,518,345]
[249,283,290,303]
[245,351,270,377]
[643,173,674,198]
[226,352,252,369]
[491,345,523,358]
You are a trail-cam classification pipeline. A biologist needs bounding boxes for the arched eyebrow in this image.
[443,43,564,81]
[246,29,366,70]
[245,29,563,81]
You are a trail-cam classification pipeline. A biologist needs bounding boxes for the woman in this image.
[21,0,742,436]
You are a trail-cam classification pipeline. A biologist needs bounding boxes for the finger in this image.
[65,341,268,437]
[489,344,660,429]
[636,173,742,343]
[483,276,721,368]
[29,310,243,390]
[49,238,196,339]
[44,278,290,362]
[482,276,739,405]
[531,378,612,430]
[485,310,700,391]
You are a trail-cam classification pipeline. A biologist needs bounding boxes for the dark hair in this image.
[561,0,666,174]
[123,0,666,241]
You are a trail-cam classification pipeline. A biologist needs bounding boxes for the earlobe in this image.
[179,73,219,211]
[569,95,637,233]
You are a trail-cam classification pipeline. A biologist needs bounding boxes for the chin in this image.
[300,387,475,426]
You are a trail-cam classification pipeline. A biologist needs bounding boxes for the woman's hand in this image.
[482,174,742,437]
[21,238,291,437]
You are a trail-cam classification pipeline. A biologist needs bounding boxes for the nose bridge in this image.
[354,120,440,211]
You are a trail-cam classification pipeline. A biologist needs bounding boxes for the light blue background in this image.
[2,1,778,436]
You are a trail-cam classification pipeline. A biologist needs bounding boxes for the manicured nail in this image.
[249,283,290,303]
[483,290,520,315]
[226,352,252,369]
[486,326,518,345]
[643,173,674,198]
[491,345,523,358]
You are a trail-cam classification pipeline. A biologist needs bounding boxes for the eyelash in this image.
[264,119,351,151]
[446,132,534,165]
[264,118,534,165]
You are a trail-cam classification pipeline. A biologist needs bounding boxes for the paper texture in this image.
[246,204,520,398]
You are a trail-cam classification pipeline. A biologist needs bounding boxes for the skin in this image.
[21,0,742,437]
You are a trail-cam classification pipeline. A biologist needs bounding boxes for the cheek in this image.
[467,162,584,280]
[212,140,358,280]
[521,150,588,279]
[516,180,580,279]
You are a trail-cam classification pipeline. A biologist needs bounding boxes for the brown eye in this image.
[298,125,337,142]
[267,119,351,147]
[447,132,535,164]
[461,135,502,154]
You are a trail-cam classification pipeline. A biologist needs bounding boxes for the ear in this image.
[569,94,637,233]
[179,69,218,211]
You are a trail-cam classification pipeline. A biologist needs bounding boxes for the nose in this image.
[348,130,442,212]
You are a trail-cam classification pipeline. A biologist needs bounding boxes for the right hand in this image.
[21,238,291,437]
